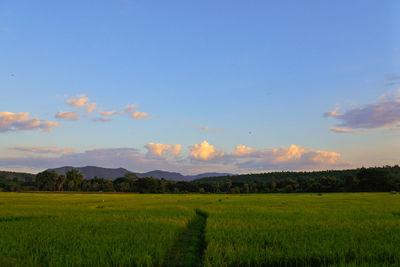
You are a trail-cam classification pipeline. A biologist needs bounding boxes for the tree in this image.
[225,179,232,193]
[36,170,59,191]
[243,184,250,193]
[56,175,66,191]
[357,168,391,192]
[66,169,84,191]
[231,187,240,194]
[160,178,168,193]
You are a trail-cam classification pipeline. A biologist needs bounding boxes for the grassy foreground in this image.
[0,193,399,266]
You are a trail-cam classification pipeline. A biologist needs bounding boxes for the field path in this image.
[163,209,208,267]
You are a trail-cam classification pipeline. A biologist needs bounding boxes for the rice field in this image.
[0,193,399,266]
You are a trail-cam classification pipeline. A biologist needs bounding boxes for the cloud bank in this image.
[0,142,349,174]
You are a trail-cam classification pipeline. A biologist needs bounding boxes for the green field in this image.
[1,193,399,266]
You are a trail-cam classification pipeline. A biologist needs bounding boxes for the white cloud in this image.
[0,112,59,133]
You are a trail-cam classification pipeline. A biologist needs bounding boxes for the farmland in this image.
[1,193,399,266]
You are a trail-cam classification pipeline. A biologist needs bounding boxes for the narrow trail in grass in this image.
[163,209,208,267]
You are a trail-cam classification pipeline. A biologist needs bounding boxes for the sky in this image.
[0,0,399,174]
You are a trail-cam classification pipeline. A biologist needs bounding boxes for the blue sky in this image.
[0,0,399,174]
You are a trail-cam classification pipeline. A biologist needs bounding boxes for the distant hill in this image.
[49,166,131,180]
[186,172,232,180]
[47,166,227,181]
[137,170,187,181]
[0,171,35,182]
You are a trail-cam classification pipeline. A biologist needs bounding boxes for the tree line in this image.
[1,165,399,193]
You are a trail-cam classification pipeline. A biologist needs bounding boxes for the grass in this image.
[0,193,399,266]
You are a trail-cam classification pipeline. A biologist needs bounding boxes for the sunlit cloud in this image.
[132,110,151,119]
[171,144,182,156]
[269,144,305,163]
[122,104,137,114]
[228,144,349,170]
[0,112,59,133]
[309,150,341,164]
[100,110,118,116]
[145,142,181,158]
[190,141,225,161]
[232,145,254,157]
[323,107,341,117]
[55,111,79,121]
[0,142,350,174]
[11,146,74,155]
[324,90,400,131]
[66,94,96,113]
[329,127,359,134]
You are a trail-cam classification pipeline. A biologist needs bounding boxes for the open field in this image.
[1,193,399,266]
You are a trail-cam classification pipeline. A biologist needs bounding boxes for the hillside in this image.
[49,166,131,180]
[186,172,232,180]
[193,169,360,183]
[0,171,36,182]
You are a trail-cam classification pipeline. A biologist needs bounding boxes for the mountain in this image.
[48,166,233,181]
[137,170,187,181]
[49,166,131,180]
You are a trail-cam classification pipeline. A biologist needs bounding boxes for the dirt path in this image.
[163,209,208,267]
